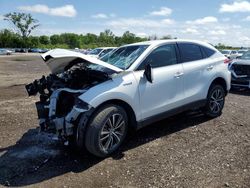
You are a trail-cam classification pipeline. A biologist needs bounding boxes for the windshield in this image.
[99,48,114,58]
[89,48,103,55]
[65,58,117,75]
[100,45,149,70]
[221,50,230,54]
[239,51,250,60]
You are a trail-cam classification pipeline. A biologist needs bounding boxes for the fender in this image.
[78,72,141,121]
[204,69,231,98]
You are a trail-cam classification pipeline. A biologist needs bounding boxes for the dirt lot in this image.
[0,54,249,188]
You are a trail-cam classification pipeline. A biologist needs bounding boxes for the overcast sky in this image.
[1,0,250,46]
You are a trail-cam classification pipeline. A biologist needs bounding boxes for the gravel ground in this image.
[0,54,249,188]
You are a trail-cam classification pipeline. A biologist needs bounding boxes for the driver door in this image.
[133,43,184,120]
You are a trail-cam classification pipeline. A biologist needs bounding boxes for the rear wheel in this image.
[204,84,225,118]
[85,105,128,157]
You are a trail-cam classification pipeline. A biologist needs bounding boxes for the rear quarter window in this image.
[201,46,216,57]
[178,43,203,62]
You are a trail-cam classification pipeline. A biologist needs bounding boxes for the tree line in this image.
[0,29,149,49]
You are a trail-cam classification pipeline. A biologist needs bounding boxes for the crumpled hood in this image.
[41,49,122,74]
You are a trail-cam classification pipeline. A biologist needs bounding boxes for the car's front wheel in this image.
[204,84,225,118]
[85,105,128,157]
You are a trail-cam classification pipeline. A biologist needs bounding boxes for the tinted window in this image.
[178,43,203,62]
[138,44,177,70]
[202,46,216,57]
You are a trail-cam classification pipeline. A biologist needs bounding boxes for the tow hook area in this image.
[38,104,89,138]
[53,106,88,136]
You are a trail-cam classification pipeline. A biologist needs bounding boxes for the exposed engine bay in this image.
[26,62,110,98]
[26,59,111,139]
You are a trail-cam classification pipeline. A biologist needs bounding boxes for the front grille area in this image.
[231,80,249,86]
[232,64,250,76]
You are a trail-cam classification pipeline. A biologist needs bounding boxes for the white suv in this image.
[26,40,231,157]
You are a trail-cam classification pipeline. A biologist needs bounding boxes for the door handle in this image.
[174,72,184,78]
[206,65,214,70]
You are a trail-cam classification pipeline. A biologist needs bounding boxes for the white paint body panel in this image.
[50,40,231,122]
[133,64,184,120]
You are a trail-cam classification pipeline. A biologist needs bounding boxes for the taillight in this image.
[224,58,231,64]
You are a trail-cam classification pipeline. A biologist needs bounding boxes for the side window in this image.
[138,44,177,70]
[178,43,203,62]
[202,46,216,57]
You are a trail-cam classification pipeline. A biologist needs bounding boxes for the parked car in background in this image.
[15,48,21,53]
[28,48,49,53]
[26,39,230,157]
[88,47,115,58]
[79,49,92,55]
[15,48,28,53]
[221,50,238,59]
[40,48,49,53]
[236,49,248,58]
[0,49,12,55]
[28,48,42,53]
[229,50,250,89]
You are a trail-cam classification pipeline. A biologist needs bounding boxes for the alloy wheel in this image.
[209,88,224,114]
[99,113,126,152]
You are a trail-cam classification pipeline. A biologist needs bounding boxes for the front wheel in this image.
[85,105,128,157]
[203,84,225,118]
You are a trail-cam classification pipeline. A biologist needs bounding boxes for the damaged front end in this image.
[25,49,121,140]
[34,88,89,138]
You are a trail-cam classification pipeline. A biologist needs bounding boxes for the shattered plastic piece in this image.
[64,141,69,146]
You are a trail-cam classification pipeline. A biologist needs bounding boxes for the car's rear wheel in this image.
[204,84,225,118]
[85,105,128,157]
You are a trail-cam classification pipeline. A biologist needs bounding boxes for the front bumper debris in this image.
[33,88,92,138]
[37,103,90,137]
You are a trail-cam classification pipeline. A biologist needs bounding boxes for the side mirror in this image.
[144,64,153,83]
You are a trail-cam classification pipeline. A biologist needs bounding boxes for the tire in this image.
[203,84,225,118]
[68,121,87,153]
[85,105,128,157]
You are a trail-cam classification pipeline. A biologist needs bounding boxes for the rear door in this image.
[177,42,216,103]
